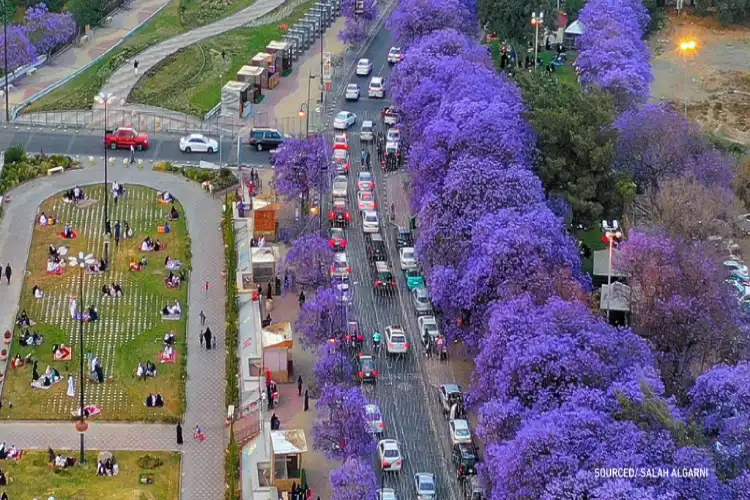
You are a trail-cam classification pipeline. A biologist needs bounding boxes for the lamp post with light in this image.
[95,92,116,233]
[299,103,310,137]
[602,221,623,323]
[68,251,96,464]
[531,11,544,70]
[679,40,697,118]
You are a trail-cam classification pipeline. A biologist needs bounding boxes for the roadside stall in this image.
[236,65,265,103]
[221,80,252,118]
[262,322,293,383]
[252,52,281,90]
[266,41,293,75]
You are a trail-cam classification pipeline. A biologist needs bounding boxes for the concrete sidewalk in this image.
[7,0,169,110]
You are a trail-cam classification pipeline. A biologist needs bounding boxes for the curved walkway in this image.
[0,166,226,500]
[98,0,286,105]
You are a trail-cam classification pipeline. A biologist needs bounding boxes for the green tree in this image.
[478,0,557,44]
[520,73,619,226]
[64,0,105,27]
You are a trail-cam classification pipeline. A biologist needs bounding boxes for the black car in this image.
[329,201,351,227]
[372,261,396,295]
[452,443,479,478]
[394,226,413,248]
[249,128,284,151]
[366,233,387,261]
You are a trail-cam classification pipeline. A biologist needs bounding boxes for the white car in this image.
[418,315,440,341]
[362,210,379,233]
[378,439,403,471]
[387,46,402,64]
[345,83,360,101]
[450,419,473,444]
[364,403,385,435]
[724,260,748,276]
[357,190,376,211]
[333,133,349,151]
[385,325,409,354]
[333,111,357,130]
[332,175,349,200]
[330,252,351,278]
[356,58,373,75]
[376,488,397,500]
[399,246,417,271]
[179,133,219,153]
[357,171,374,192]
[368,76,385,98]
[360,120,375,142]
[386,127,401,145]
[415,473,436,500]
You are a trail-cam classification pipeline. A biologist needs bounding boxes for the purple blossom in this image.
[283,234,335,290]
[0,25,37,73]
[388,0,477,48]
[271,135,329,202]
[330,457,378,500]
[24,3,77,55]
[341,0,377,20]
[314,342,353,389]
[295,287,348,349]
[313,383,375,460]
[338,17,368,45]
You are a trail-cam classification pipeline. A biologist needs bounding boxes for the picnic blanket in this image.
[161,313,181,321]
[159,349,177,364]
[71,404,102,418]
[31,376,63,390]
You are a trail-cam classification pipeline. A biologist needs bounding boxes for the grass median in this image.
[24,0,259,113]
[129,1,314,117]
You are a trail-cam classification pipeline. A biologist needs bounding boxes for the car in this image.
[412,287,433,315]
[724,260,749,276]
[333,149,351,175]
[332,175,348,200]
[395,226,413,248]
[179,133,218,153]
[387,46,403,64]
[357,171,374,192]
[376,488,397,500]
[452,443,479,478]
[368,76,386,98]
[329,200,352,226]
[405,268,425,290]
[365,403,385,436]
[418,315,440,342]
[333,133,349,151]
[414,472,436,500]
[360,120,375,142]
[373,261,397,295]
[378,439,403,471]
[385,325,409,354]
[249,127,284,151]
[357,190,377,211]
[356,58,373,75]
[357,353,378,383]
[328,227,348,251]
[438,384,464,417]
[333,276,354,305]
[345,83,360,101]
[367,233,387,261]
[330,252,351,279]
[386,127,401,147]
[104,126,149,150]
[362,210,379,233]
[334,111,357,130]
[450,419,473,445]
[383,106,400,127]
[399,246,417,271]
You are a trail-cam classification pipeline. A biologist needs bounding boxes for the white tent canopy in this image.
[565,20,585,35]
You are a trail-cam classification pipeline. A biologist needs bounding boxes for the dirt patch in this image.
[650,12,750,144]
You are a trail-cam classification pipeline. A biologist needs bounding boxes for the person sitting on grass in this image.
[39,212,50,226]
[20,330,43,347]
[88,305,99,322]
[145,360,156,377]
[102,284,112,297]
[165,271,181,288]
[169,204,179,220]
[16,310,30,328]
[165,256,182,270]
[164,331,176,346]
[47,255,64,274]
[130,256,148,271]
[49,244,59,258]
[160,191,174,203]
[112,283,123,297]
[162,301,181,316]
[163,343,174,360]
[63,223,74,239]
[146,393,165,407]
[32,284,44,299]
[0,469,6,486]
[141,236,154,252]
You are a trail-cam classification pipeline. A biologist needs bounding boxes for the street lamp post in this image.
[299,103,310,137]
[68,251,96,464]
[679,40,697,118]
[531,12,544,70]
[602,220,622,323]
[95,92,116,233]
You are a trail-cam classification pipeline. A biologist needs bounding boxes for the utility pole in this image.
[531,12,544,71]
[3,0,10,122]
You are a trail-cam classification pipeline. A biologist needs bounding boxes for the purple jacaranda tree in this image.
[616,231,742,396]
[271,135,329,202]
[330,457,378,500]
[313,383,375,460]
[283,234,335,290]
[388,0,477,48]
[24,3,77,55]
[341,0,377,20]
[339,18,368,45]
[296,287,348,349]
[314,342,353,390]
[0,25,37,73]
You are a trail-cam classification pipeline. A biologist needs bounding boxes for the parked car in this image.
[328,227,348,251]
[450,419,473,445]
[418,315,440,342]
[249,127,284,151]
[412,287,433,315]
[329,200,352,226]
[357,171,374,192]
[358,190,377,211]
[334,111,357,130]
[357,58,373,75]
[399,246,417,271]
[332,175,349,200]
[405,268,425,290]
[104,126,149,150]
[362,210,380,233]
[395,226,413,248]
[333,133,349,151]
[333,149,351,175]
[452,443,479,478]
[376,488,397,500]
[438,384,464,417]
[365,403,385,436]
[330,252,351,279]
[179,133,218,153]
[367,233,387,261]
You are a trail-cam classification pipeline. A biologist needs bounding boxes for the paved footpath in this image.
[98,0,286,106]
[0,165,226,500]
[7,0,169,110]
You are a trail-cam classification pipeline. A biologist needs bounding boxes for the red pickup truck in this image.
[104,127,150,150]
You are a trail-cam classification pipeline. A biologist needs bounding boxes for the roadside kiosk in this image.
[266,41,293,75]
[236,65,265,103]
[252,52,280,89]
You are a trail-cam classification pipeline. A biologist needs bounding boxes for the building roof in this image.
[271,429,308,455]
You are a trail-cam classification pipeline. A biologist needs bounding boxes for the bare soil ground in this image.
[650,13,750,145]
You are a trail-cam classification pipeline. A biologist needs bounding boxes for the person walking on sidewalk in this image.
[304,389,309,412]
[297,375,303,397]
[203,327,212,350]
[298,290,305,308]
[199,310,206,327]
[129,144,135,164]
[133,59,139,75]
[4,264,11,285]
[176,423,183,445]
[114,221,121,247]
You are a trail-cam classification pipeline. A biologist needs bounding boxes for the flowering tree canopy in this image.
[296,288,348,349]
[313,384,375,460]
[341,0,377,20]
[271,135,329,202]
[388,0,477,48]
[338,18,368,45]
[24,3,77,55]
[284,234,335,290]
[0,25,37,73]
[330,457,378,500]
[314,343,353,390]
[339,0,376,45]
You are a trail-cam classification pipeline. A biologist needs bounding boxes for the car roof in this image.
[401,246,414,252]
[362,120,374,126]
[371,76,383,82]
[359,190,373,197]
[453,419,469,429]
[442,383,461,393]
[333,149,347,157]
[358,171,372,178]
[416,472,435,482]
[334,175,348,182]
[187,133,206,139]
[414,287,429,297]
[365,403,380,412]
[363,210,377,217]
[379,439,399,448]
[375,261,391,272]
[369,233,383,241]
[333,200,347,208]
[334,252,347,261]
[358,58,370,63]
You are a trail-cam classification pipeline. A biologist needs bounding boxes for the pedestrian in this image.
[203,327,212,350]
[133,59,139,75]
[199,327,204,348]
[3,264,10,285]
[114,221,121,247]
[129,144,135,164]
[176,422,183,445]
[199,310,206,326]
[205,280,209,297]
[267,385,273,410]
[105,219,111,236]
[113,189,119,205]
[450,402,457,421]
[266,282,273,301]
[257,284,263,298]
[275,274,281,295]
[298,290,305,307]
[297,375,303,397]
[304,389,309,412]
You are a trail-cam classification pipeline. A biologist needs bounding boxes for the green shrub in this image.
[4,145,26,165]
[137,454,164,469]
[0,152,79,194]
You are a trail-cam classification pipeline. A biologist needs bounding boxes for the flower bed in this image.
[0,146,80,194]
[153,161,238,192]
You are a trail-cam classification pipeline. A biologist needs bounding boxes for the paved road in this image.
[0,166,226,500]
[322,26,466,499]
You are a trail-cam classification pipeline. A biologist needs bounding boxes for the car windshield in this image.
[359,173,372,181]
[347,84,358,91]
[384,449,399,458]
[390,334,405,343]
[424,323,438,333]
[403,249,414,259]
[333,150,347,160]
[456,428,470,437]
[330,229,344,238]
[367,408,381,420]
[360,192,373,200]
[358,59,369,66]
[336,112,348,120]
[361,359,375,370]
[419,482,434,492]
[416,294,429,303]
[365,214,378,222]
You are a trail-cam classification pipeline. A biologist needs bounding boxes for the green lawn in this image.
[0,185,188,422]
[1,450,180,500]
[24,0,259,113]
[130,1,314,116]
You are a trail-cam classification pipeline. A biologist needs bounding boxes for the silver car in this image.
[332,175,348,199]
[330,252,351,278]
[415,472,436,499]
[412,287,433,315]
[364,403,385,435]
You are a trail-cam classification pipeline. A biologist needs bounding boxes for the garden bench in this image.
[47,166,64,176]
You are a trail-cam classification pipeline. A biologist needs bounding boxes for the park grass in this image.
[0,185,188,422]
[24,0,259,113]
[130,1,315,117]
[578,226,606,275]
[1,450,180,500]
